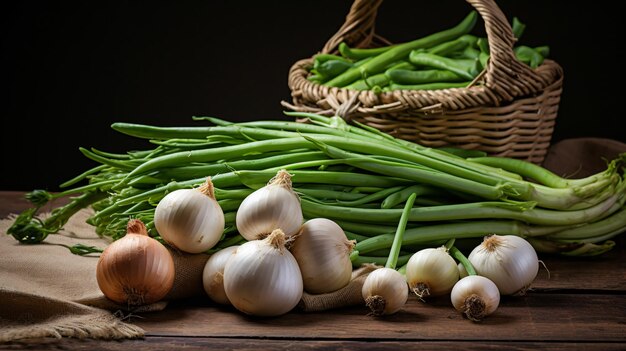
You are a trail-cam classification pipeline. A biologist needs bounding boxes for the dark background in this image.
[2,1,624,191]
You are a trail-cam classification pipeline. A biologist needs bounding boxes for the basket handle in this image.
[321,0,384,54]
[322,0,548,100]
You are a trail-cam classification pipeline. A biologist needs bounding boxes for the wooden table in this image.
[1,191,625,350]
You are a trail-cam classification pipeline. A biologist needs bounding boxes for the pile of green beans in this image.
[8,112,626,261]
[308,12,549,92]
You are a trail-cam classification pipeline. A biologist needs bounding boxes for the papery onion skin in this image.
[361,268,408,316]
[406,247,459,298]
[236,170,303,241]
[202,245,239,305]
[451,275,500,322]
[290,218,354,294]
[96,219,175,306]
[468,235,539,295]
[154,179,225,254]
[223,229,303,317]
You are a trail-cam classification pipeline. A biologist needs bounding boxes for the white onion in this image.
[468,235,539,295]
[202,245,239,305]
[236,169,303,240]
[405,247,459,298]
[361,268,408,316]
[154,177,224,253]
[451,275,500,321]
[290,218,354,294]
[223,229,303,317]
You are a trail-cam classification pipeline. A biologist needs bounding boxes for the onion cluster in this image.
[202,169,356,316]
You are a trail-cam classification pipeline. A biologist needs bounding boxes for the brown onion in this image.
[96,219,175,306]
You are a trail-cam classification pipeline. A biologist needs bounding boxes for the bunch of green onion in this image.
[8,112,626,261]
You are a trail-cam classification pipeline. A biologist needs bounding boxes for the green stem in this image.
[386,193,417,269]
[8,191,108,244]
[449,246,476,276]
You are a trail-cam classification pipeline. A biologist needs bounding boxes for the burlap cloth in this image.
[1,137,624,342]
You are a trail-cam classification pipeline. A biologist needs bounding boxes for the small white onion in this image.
[223,229,303,317]
[405,247,459,298]
[468,235,539,295]
[290,218,355,294]
[154,177,225,253]
[236,169,303,241]
[451,275,500,321]
[361,268,408,316]
[202,245,239,305]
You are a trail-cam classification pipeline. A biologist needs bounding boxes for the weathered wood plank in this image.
[1,337,625,351]
[132,293,626,342]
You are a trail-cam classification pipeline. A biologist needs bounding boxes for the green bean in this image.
[218,199,243,212]
[514,45,544,68]
[334,186,405,207]
[325,11,478,87]
[345,61,414,91]
[426,34,477,56]
[295,188,366,201]
[333,220,398,236]
[313,53,352,65]
[59,165,108,188]
[344,73,389,91]
[452,46,481,60]
[214,187,254,200]
[212,234,246,252]
[312,59,354,81]
[408,52,479,80]
[128,175,166,187]
[343,230,370,242]
[534,46,550,58]
[152,150,327,181]
[381,184,446,209]
[89,148,133,160]
[511,17,526,39]
[479,52,489,69]
[338,42,396,60]
[235,169,411,189]
[386,69,464,85]
[79,148,143,171]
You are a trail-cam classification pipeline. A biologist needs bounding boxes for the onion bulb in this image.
[96,219,175,306]
[361,268,408,316]
[223,229,303,317]
[154,177,225,254]
[202,245,239,305]
[468,234,539,295]
[290,218,355,294]
[451,275,500,321]
[405,246,459,299]
[235,169,303,240]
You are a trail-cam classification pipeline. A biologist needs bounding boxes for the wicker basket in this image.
[282,0,564,164]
